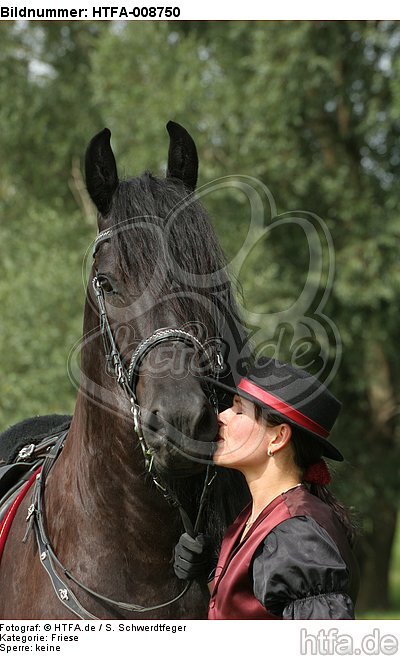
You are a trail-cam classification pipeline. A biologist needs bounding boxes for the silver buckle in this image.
[18,444,35,461]
[26,504,36,521]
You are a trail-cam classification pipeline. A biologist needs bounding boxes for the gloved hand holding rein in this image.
[173,532,212,581]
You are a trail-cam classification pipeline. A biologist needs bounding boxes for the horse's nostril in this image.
[146,409,163,432]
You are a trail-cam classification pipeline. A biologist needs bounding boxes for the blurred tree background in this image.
[0,20,399,616]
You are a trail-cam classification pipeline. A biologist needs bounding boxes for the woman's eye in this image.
[98,276,115,294]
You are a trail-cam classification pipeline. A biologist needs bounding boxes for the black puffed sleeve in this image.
[252,516,355,619]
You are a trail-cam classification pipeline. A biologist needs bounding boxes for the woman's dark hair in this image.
[254,404,357,546]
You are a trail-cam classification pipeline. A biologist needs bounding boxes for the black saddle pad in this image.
[0,414,72,465]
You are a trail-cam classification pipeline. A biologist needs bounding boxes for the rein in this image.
[24,227,224,618]
[28,432,215,619]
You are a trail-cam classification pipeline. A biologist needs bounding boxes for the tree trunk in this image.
[355,504,397,612]
[355,340,399,612]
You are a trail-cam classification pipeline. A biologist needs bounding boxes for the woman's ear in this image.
[267,423,292,456]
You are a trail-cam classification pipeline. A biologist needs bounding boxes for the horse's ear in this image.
[166,121,198,191]
[85,128,119,216]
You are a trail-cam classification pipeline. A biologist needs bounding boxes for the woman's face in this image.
[213,394,271,470]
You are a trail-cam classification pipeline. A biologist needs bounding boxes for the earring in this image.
[267,449,274,457]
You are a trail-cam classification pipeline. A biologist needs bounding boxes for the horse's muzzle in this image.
[140,399,218,470]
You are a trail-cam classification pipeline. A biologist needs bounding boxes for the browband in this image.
[92,228,114,256]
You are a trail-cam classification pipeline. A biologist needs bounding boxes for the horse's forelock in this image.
[108,172,228,332]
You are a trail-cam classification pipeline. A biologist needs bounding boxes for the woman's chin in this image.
[213,445,251,471]
[213,448,236,468]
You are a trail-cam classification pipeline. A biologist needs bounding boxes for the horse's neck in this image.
[44,392,180,564]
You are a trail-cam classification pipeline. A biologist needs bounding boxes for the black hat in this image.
[205,357,343,461]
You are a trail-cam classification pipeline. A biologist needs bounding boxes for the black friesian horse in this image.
[0,122,249,619]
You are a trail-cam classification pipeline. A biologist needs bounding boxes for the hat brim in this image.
[204,375,344,462]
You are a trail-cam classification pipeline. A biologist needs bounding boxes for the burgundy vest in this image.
[208,485,357,620]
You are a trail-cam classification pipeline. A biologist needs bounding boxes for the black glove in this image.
[173,532,212,581]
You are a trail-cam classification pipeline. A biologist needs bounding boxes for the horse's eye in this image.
[97,275,115,294]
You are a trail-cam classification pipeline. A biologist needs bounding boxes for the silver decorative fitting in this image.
[40,551,47,561]
[216,352,224,370]
[26,504,35,521]
[131,402,140,433]
[117,364,125,385]
[18,444,35,461]
[134,412,139,434]
[92,276,101,294]
[36,473,41,481]
[153,478,167,493]
[147,453,154,473]
[59,589,69,601]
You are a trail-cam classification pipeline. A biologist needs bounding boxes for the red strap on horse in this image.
[0,467,41,565]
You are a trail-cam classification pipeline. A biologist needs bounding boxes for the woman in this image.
[174,357,359,620]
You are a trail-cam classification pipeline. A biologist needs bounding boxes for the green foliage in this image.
[0,22,105,203]
[0,21,99,427]
[0,201,91,427]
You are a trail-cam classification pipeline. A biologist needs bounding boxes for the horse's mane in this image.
[206,468,251,553]
[161,466,251,557]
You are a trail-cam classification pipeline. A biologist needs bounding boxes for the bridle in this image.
[91,228,223,493]
[26,226,224,619]
[91,274,221,517]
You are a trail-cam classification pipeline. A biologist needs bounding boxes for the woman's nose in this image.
[217,407,232,424]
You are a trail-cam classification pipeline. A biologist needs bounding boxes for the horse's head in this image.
[83,122,237,477]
